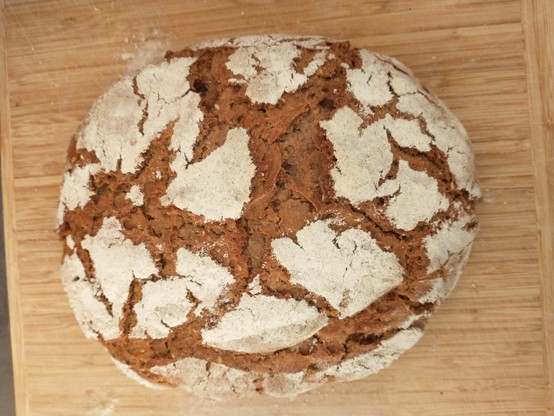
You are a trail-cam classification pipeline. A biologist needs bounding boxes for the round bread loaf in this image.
[57,34,479,398]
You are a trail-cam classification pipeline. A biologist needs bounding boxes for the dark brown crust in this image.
[58,38,477,386]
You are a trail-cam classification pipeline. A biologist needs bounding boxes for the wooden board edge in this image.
[522,0,554,412]
[0,3,27,416]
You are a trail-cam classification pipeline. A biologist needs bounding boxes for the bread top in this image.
[58,34,478,398]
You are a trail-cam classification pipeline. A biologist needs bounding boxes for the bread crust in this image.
[57,34,479,398]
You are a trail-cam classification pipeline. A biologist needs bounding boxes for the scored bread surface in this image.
[57,34,479,398]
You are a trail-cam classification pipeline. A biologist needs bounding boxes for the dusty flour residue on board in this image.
[87,398,119,416]
[480,188,494,203]
[120,28,171,72]
[187,399,283,416]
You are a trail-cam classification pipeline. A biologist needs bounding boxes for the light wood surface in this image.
[1,1,553,415]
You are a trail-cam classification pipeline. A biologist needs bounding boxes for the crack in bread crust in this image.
[58,35,478,395]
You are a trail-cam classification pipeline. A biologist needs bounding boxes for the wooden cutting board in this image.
[1,1,552,414]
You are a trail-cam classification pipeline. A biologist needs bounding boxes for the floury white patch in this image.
[396,91,479,198]
[315,328,423,381]
[320,107,393,205]
[58,34,478,398]
[320,108,448,230]
[61,252,121,340]
[80,217,157,339]
[150,357,255,399]
[174,247,235,316]
[224,35,331,105]
[125,184,144,206]
[162,127,257,221]
[425,210,476,274]
[346,50,394,115]
[271,220,403,318]
[149,328,423,399]
[131,278,194,339]
[76,57,200,175]
[56,163,100,226]
[201,294,328,353]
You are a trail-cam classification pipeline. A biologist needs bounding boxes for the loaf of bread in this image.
[57,34,479,398]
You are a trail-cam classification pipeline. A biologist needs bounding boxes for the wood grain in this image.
[522,0,554,411]
[0,1,27,415]
[1,0,552,414]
